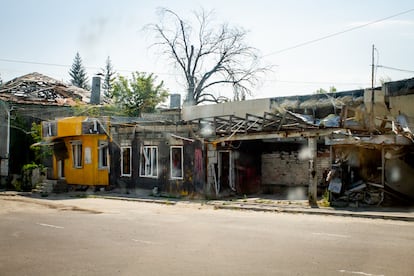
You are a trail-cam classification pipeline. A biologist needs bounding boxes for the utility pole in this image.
[308,136,317,205]
[370,44,375,132]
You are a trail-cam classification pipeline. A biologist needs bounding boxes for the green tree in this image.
[69,52,89,89]
[147,8,270,105]
[112,72,169,117]
[315,86,337,94]
[29,122,51,164]
[379,76,392,85]
[100,56,116,99]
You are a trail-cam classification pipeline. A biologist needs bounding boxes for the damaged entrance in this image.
[218,150,235,194]
[326,134,414,206]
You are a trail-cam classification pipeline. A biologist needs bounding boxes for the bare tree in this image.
[146,8,270,105]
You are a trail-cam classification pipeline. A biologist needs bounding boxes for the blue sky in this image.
[1,0,414,99]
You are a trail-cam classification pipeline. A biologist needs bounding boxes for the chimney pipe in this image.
[90,76,101,104]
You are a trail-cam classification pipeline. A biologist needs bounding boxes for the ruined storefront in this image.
[325,78,414,205]
[185,91,364,198]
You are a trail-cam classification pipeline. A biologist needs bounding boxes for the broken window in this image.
[70,141,82,168]
[170,146,183,179]
[121,146,131,177]
[140,146,158,178]
[98,140,108,169]
[42,121,57,137]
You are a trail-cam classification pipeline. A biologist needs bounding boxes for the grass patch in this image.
[318,190,331,207]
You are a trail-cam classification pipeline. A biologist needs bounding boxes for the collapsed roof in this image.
[0,72,90,106]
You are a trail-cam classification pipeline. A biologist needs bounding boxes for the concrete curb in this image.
[212,204,414,222]
[2,191,413,222]
[94,194,414,222]
[96,195,177,206]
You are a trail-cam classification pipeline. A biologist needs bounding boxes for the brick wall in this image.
[262,149,330,187]
[262,152,308,186]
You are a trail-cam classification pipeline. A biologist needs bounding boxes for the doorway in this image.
[218,151,235,192]
[57,159,65,179]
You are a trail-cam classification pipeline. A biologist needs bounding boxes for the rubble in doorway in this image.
[326,131,414,207]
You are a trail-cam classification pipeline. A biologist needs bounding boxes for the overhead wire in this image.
[0,57,179,76]
[376,65,414,74]
[263,7,414,57]
[1,7,413,92]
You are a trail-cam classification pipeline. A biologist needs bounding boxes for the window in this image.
[42,121,57,137]
[121,146,131,176]
[170,146,183,179]
[140,146,158,178]
[71,141,82,168]
[98,140,108,169]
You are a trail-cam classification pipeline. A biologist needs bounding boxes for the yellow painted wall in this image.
[68,135,108,185]
[57,116,86,137]
[53,134,109,186]
[46,116,110,186]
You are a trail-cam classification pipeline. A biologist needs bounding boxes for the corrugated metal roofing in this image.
[0,72,90,106]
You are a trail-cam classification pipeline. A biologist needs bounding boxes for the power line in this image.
[377,65,414,74]
[265,79,368,86]
[263,7,414,57]
[0,58,73,68]
[0,57,180,76]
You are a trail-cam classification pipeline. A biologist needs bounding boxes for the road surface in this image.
[0,195,413,275]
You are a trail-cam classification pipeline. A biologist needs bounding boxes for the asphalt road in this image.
[0,196,413,276]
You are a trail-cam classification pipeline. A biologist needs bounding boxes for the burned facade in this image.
[108,114,205,196]
[37,77,414,205]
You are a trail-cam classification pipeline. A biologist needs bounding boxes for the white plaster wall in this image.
[182,98,271,121]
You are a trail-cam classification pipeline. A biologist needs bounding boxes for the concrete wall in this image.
[389,94,414,128]
[365,87,414,130]
[182,98,271,121]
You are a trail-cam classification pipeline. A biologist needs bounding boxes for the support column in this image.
[308,137,317,205]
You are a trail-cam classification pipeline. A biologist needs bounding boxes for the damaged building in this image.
[325,78,414,206]
[0,72,90,187]
[183,89,364,200]
[37,77,414,206]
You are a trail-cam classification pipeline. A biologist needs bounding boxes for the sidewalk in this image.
[205,198,414,222]
[2,190,414,222]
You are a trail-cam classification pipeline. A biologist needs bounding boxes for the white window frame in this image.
[121,146,132,177]
[47,122,53,136]
[140,146,158,178]
[71,141,83,168]
[98,140,109,169]
[170,146,183,180]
